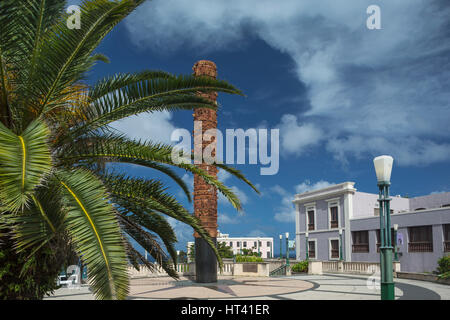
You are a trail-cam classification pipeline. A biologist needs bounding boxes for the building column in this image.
[193,60,219,283]
[343,192,353,261]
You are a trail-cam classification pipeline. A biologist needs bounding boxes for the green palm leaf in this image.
[60,136,245,210]
[116,205,178,265]
[117,213,178,278]
[0,119,52,212]
[100,172,223,269]
[4,185,65,255]
[56,168,129,300]
[34,0,143,117]
[59,72,243,142]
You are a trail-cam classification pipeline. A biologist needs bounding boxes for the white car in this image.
[57,274,79,287]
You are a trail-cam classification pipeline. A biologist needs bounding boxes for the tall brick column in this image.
[193,60,218,283]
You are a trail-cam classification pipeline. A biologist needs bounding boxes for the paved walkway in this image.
[44,273,450,300]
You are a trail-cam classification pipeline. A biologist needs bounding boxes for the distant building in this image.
[293,182,450,273]
[187,231,274,259]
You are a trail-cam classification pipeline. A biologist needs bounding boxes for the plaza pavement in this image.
[44,273,450,300]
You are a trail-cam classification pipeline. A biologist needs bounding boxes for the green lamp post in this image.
[393,224,399,262]
[374,155,395,300]
[339,229,343,261]
[285,232,290,267]
[279,234,282,260]
[305,232,309,260]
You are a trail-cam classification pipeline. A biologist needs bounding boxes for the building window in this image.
[330,239,340,259]
[443,224,450,252]
[236,241,240,248]
[376,229,396,252]
[243,241,247,248]
[307,209,315,231]
[352,231,369,253]
[253,241,257,248]
[408,226,433,252]
[267,241,271,247]
[330,205,339,229]
[308,241,316,259]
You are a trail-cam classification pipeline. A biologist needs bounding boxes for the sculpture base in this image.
[195,237,217,283]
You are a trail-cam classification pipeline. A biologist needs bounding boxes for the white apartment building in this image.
[187,231,274,259]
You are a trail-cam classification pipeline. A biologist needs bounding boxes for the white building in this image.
[187,231,274,259]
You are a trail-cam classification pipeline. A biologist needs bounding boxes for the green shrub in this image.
[437,271,450,280]
[235,255,263,263]
[437,255,450,274]
[0,233,78,300]
[291,260,308,273]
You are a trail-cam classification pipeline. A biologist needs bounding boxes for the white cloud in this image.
[218,213,240,225]
[166,217,193,244]
[248,230,267,237]
[124,0,450,166]
[295,180,335,194]
[271,184,296,223]
[430,190,449,195]
[278,114,324,156]
[110,111,176,145]
[217,169,249,208]
[218,169,232,183]
[218,185,249,206]
[326,136,450,167]
[273,180,334,222]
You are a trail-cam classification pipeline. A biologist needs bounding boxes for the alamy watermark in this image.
[367,5,381,30]
[171,122,280,176]
[66,5,81,30]
[65,4,380,31]
[58,265,81,289]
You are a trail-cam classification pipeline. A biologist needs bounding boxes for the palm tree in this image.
[0,0,258,299]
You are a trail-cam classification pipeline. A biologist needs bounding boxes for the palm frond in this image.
[61,72,243,141]
[0,119,52,212]
[33,0,142,118]
[59,136,243,210]
[99,172,223,269]
[56,168,129,300]
[5,184,66,255]
[116,205,178,265]
[118,213,179,278]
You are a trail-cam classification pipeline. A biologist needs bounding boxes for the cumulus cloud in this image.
[166,217,193,244]
[110,111,176,145]
[218,185,249,207]
[248,230,267,237]
[278,114,324,156]
[125,0,450,166]
[218,213,240,225]
[273,180,334,222]
[295,180,335,194]
[326,136,450,166]
[217,169,249,208]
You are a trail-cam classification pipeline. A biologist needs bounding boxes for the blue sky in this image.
[70,0,450,254]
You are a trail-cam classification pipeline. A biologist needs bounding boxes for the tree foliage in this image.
[0,0,257,299]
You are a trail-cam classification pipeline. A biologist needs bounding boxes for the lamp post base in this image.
[381,282,395,300]
[380,247,395,300]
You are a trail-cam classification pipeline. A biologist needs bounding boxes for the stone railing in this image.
[322,261,340,273]
[309,261,400,275]
[127,263,194,278]
[127,259,292,278]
